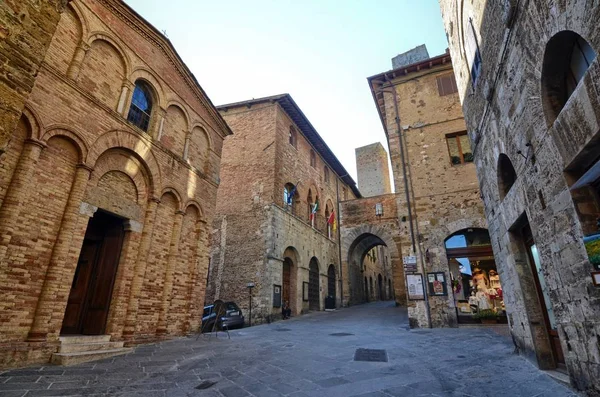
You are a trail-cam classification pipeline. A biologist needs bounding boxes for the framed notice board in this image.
[406,274,424,300]
[427,272,448,296]
[273,285,282,308]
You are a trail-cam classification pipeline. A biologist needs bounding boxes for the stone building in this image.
[438,1,600,392]
[355,142,392,197]
[205,94,360,324]
[340,46,490,327]
[362,246,394,302]
[0,0,230,367]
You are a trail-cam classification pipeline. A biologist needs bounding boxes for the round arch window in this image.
[127,81,154,131]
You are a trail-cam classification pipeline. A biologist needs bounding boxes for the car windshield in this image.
[226,302,239,311]
[203,306,213,316]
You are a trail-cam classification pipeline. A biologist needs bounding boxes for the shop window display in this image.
[445,228,506,324]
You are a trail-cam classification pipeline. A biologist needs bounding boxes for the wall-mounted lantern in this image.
[375,203,384,218]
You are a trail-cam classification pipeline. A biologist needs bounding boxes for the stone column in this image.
[155,108,167,141]
[105,219,142,339]
[156,210,185,336]
[0,139,46,263]
[27,164,93,341]
[66,42,90,80]
[117,81,134,116]
[183,134,190,160]
[122,197,160,339]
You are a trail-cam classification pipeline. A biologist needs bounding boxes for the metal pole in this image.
[248,288,252,327]
[335,176,344,307]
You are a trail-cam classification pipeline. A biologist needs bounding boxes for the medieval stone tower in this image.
[355,142,392,197]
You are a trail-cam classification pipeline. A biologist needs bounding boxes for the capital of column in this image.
[122,79,135,90]
[78,42,91,52]
[76,163,94,173]
[175,210,186,216]
[24,139,47,150]
[124,219,143,233]
[150,197,161,204]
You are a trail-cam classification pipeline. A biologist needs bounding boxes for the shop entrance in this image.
[61,210,125,335]
[522,224,565,367]
[445,228,506,324]
[308,258,320,311]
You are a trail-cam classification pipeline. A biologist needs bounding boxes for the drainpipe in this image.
[381,76,432,328]
[335,176,344,307]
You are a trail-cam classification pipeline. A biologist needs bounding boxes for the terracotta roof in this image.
[218,94,361,198]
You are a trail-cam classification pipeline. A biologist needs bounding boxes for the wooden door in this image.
[61,240,99,334]
[523,225,565,367]
[282,259,291,307]
[327,265,336,298]
[308,260,319,311]
[61,211,124,335]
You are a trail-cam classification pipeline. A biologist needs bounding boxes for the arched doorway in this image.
[445,228,505,325]
[282,247,299,315]
[308,257,320,311]
[346,232,400,305]
[327,264,336,302]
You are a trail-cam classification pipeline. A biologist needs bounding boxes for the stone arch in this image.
[68,1,90,39]
[190,122,213,151]
[41,124,89,162]
[308,256,320,311]
[342,224,402,306]
[497,153,517,200]
[78,35,127,109]
[85,31,131,77]
[86,130,161,198]
[283,246,300,315]
[161,104,188,156]
[541,30,597,127]
[45,3,84,74]
[21,105,43,140]
[129,67,166,109]
[183,199,205,220]
[161,186,183,211]
[165,100,191,128]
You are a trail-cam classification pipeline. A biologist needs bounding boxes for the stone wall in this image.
[355,142,392,197]
[0,0,228,367]
[438,0,600,392]
[207,97,356,324]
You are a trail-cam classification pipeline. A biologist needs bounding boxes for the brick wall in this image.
[0,0,228,367]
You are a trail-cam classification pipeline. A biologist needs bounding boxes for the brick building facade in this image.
[340,47,490,328]
[439,1,600,392]
[0,0,230,367]
[205,94,359,325]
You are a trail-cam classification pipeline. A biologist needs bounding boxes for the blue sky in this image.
[124,0,448,183]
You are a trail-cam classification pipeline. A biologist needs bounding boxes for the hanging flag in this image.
[309,197,319,226]
[327,211,335,225]
[286,181,300,206]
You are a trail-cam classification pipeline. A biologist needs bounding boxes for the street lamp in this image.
[246,282,255,327]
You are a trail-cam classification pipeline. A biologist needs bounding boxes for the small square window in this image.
[289,126,297,148]
[324,167,330,183]
[310,150,316,168]
[436,73,458,96]
[446,132,473,165]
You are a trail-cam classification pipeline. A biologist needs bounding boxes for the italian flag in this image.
[328,210,336,232]
[310,198,319,227]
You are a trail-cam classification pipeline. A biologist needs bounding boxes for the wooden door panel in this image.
[282,263,291,305]
[61,241,98,334]
[82,219,124,335]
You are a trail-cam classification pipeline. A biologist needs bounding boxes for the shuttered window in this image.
[437,73,459,96]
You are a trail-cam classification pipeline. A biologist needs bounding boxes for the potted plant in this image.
[473,309,498,324]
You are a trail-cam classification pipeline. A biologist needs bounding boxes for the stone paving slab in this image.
[0,302,580,396]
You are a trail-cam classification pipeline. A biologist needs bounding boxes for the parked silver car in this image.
[201,301,244,332]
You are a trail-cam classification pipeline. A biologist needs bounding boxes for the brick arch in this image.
[189,122,213,150]
[21,105,43,141]
[90,149,149,205]
[85,31,131,77]
[438,218,489,240]
[86,130,161,197]
[166,100,191,129]
[69,1,90,40]
[129,67,166,109]
[183,199,204,220]
[161,186,183,211]
[42,124,89,162]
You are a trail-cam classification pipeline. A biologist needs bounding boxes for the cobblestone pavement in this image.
[0,301,577,396]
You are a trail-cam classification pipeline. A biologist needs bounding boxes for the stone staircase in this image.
[51,335,133,366]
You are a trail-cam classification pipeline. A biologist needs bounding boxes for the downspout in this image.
[383,75,432,328]
[335,176,344,307]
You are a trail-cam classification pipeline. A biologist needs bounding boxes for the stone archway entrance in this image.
[282,247,299,315]
[308,257,320,311]
[61,210,125,335]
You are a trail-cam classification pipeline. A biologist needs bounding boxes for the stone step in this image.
[59,335,111,344]
[51,348,133,366]
[58,340,125,353]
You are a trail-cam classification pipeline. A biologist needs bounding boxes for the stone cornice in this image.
[97,0,233,139]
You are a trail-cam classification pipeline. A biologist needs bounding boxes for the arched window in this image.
[497,154,517,199]
[542,31,597,125]
[127,81,153,131]
[307,189,313,222]
[289,126,297,148]
[324,166,330,183]
[310,150,316,168]
[283,182,297,214]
